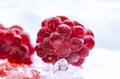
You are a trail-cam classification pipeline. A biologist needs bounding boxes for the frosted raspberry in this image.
[35,16,95,67]
[0,24,34,65]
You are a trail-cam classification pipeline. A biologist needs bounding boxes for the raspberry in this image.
[0,24,34,65]
[35,16,95,67]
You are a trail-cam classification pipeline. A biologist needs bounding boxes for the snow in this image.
[0,0,120,79]
[31,48,120,79]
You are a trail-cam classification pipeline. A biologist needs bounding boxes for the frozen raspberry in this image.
[35,16,95,67]
[0,24,34,65]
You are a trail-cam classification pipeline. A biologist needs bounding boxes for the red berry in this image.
[83,35,95,50]
[35,16,95,67]
[0,24,34,65]
[72,26,85,38]
[56,24,72,38]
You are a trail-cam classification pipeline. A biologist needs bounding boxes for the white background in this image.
[0,0,120,79]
